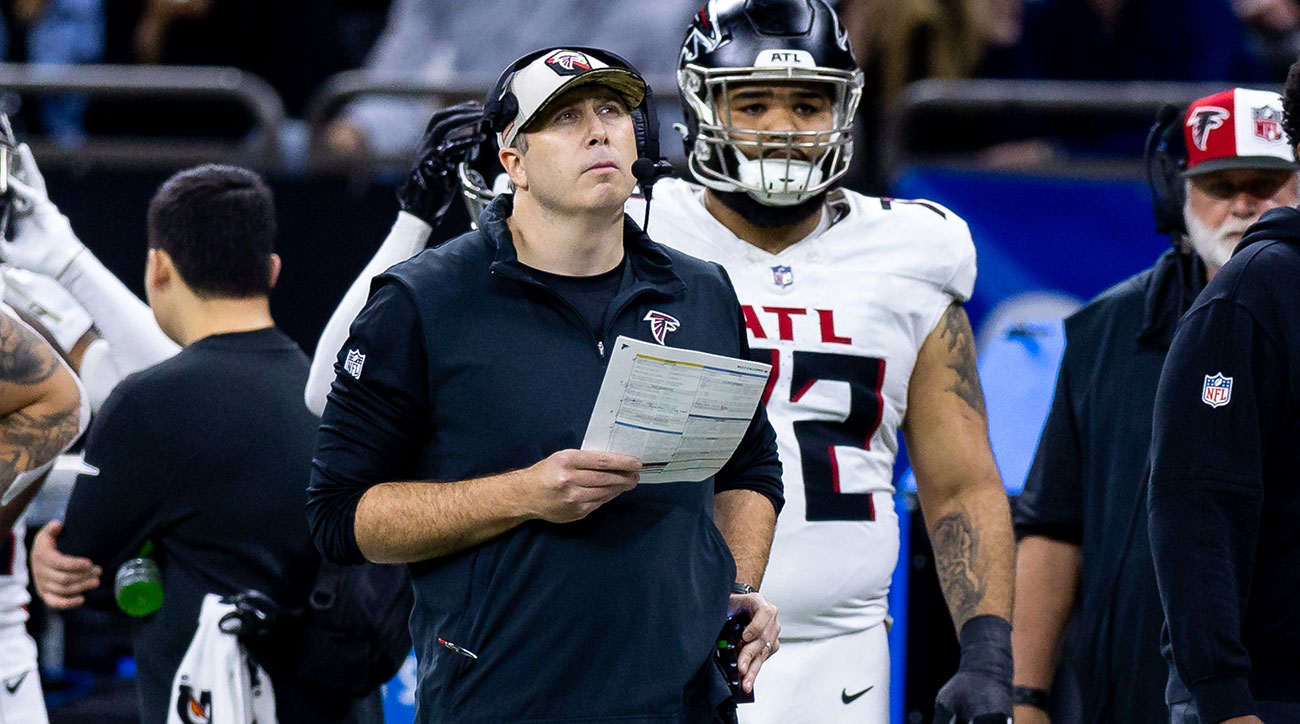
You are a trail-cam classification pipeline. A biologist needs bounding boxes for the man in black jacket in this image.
[1013,87,1300,724]
[1147,64,1300,724]
[307,49,783,724]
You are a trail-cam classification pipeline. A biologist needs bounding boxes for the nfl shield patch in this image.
[1202,372,1232,408]
[772,265,794,288]
[344,349,366,379]
[1253,105,1285,142]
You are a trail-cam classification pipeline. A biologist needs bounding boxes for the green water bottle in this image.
[114,540,162,617]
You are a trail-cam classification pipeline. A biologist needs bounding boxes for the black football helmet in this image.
[677,0,863,206]
[457,133,509,227]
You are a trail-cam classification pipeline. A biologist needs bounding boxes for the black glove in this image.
[397,101,491,226]
[933,615,1013,724]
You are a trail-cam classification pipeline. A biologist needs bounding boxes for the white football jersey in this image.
[633,179,976,639]
[0,304,31,633]
[0,523,30,635]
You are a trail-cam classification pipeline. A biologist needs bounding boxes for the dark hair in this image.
[147,164,277,299]
[1285,59,1300,149]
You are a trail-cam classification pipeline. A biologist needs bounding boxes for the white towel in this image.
[166,594,278,724]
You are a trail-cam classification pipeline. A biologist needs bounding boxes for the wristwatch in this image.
[731,582,756,595]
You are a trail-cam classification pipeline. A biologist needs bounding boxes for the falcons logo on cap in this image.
[1188,106,1230,151]
[644,310,680,345]
[545,50,592,76]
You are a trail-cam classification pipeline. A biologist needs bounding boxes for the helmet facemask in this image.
[680,64,863,206]
[457,162,511,229]
[0,113,17,240]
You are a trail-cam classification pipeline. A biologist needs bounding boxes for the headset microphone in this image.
[632,158,675,229]
[632,158,674,184]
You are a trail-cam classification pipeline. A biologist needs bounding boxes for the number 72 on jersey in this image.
[749,347,886,522]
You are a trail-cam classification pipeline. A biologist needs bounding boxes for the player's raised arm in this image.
[305,102,490,415]
[3,145,179,393]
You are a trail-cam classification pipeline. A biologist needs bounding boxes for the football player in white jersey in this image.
[0,133,173,724]
[0,127,91,722]
[0,298,87,724]
[308,3,1014,723]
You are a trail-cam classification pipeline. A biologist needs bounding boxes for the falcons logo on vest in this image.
[644,310,680,345]
[1188,106,1230,151]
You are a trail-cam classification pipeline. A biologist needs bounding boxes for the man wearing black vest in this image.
[308,49,783,723]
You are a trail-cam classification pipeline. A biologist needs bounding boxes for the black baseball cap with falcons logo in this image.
[1183,88,1299,176]
[496,48,646,148]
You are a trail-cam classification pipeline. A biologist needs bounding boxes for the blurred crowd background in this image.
[2,1,1292,723]
[3,0,1299,181]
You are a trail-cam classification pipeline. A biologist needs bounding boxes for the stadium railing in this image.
[0,63,285,169]
[880,78,1284,182]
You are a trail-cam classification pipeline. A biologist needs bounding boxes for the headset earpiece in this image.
[483,93,518,135]
[1145,103,1189,239]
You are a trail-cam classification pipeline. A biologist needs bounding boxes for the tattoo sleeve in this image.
[0,313,61,387]
[931,508,987,629]
[937,304,987,419]
[0,312,80,487]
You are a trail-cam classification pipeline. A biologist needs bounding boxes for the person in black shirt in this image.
[1013,87,1300,724]
[27,165,374,724]
[1147,62,1300,724]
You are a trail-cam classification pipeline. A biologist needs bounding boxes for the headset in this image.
[1144,103,1189,240]
[481,46,674,225]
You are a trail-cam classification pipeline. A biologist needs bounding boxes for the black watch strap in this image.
[731,582,756,595]
[1013,686,1050,711]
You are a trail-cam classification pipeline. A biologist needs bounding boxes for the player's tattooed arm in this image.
[937,303,987,419]
[0,311,83,498]
[904,302,1014,630]
[931,507,988,626]
[0,311,62,386]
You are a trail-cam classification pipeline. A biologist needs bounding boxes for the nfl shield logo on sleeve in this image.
[1202,372,1232,408]
[344,349,366,379]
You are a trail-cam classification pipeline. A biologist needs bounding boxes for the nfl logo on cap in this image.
[1202,372,1232,408]
[1183,88,1299,177]
[1254,104,1284,142]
